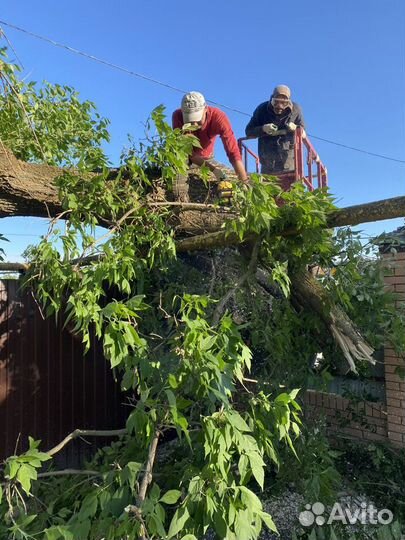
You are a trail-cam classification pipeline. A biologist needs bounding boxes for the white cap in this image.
[181,91,206,122]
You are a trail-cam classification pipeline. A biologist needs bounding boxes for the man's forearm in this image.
[189,155,216,171]
[233,160,248,182]
[190,155,248,182]
[245,125,264,138]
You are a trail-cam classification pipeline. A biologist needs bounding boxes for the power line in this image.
[0,20,247,117]
[1,19,405,165]
[308,135,405,164]
[0,26,24,69]
[2,233,42,237]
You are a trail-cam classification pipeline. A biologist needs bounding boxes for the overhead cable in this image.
[1,19,404,164]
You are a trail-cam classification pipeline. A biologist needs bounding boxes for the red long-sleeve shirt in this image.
[172,106,241,165]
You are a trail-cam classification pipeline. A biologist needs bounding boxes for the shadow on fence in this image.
[0,278,127,467]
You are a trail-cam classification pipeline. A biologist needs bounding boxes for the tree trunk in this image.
[0,147,378,370]
[289,269,374,372]
[1,146,405,238]
[0,146,63,218]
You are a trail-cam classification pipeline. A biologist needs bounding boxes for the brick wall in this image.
[304,390,387,442]
[382,250,405,447]
[304,248,405,448]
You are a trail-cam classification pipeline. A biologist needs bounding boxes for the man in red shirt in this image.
[172,91,248,201]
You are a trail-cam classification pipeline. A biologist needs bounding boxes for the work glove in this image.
[213,167,227,181]
[182,123,200,132]
[287,122,297,131]
[262,123,278,135]
[240,178,252,191]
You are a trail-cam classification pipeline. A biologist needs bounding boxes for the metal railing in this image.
[238,127,328,190]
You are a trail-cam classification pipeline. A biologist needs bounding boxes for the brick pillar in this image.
[382,250,405,448]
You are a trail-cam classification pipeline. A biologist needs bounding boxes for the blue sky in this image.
[1,0,405,260]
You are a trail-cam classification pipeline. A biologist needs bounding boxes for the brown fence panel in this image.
[0,279,127,466]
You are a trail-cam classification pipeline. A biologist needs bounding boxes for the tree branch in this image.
[2,144,405,234]
[0,262,29,272]
[212,239,260,325]
[137,430,160,506]
[290,269,375,371]
[176,195,405,253]
[37,469,101,478]
[46,428,126,457]
[148,201,234,212]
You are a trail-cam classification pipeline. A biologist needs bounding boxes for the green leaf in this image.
[79,492,98,520]
[289,388,300,400]
[17,463,37,494]
[160,489,181,505]
[235,509,254,539]
[167,506,190,539]
[214,510,228,538]
[248,452,265,489]
[71,519,91,540]
[18,514,38,529]
[126,294,145,310]
[260,511,278,533]
[45,528,62,540]
[239,486,262,511]
[228,411,251,433]
[122,461,141,489]
[238,453,249,482]
[7,458,20,479]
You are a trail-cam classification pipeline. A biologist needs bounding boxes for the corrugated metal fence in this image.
[0,278,127,466]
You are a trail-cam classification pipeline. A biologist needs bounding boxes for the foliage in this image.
[0,69,306,535]
[336,441,405,523]
[228,179,336,296]
[292,520,404,540]
[242,225,405,393]
[0,47,110,167]
[321,227,405,354]
[274,422,341,503]
[0,232,9,260]
[1,49,404,539]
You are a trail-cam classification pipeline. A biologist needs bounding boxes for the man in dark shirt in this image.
[245,85,305,176]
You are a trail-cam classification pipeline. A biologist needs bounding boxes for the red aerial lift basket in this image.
[238,127,328,191]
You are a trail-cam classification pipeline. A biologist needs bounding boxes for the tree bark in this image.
[289,269,374,372]
[0,145,377,371]
[1,145,405,238]
[327,197,405,228]
[176,196,405,252]
[0,146,63,218]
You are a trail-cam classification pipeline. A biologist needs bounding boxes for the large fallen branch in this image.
[289,269,375,371]
[2,146,405,236]
[0,146,62,218]
[254,265,374,371]
[0,147,394,370]
[176,196,405,252]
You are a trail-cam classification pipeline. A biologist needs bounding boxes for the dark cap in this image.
[273,85,291,98]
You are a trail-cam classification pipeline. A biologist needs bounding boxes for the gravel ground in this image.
[203,490,305,539]
[202,489,387,539]
[262,490,305,539]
